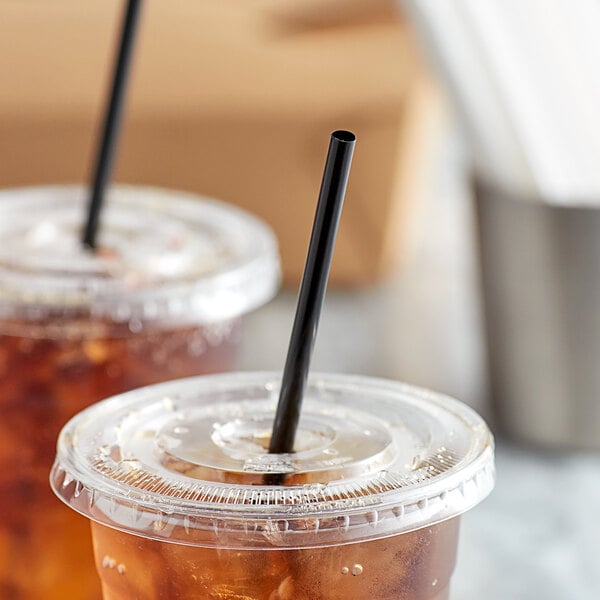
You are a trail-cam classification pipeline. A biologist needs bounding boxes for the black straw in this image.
[269,130,356,455]
[82,0,142,249]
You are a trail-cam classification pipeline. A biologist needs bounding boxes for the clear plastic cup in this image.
[0,186,279,599]
[51,372,494,600]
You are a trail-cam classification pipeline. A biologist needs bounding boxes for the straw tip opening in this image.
[331,130,356,143]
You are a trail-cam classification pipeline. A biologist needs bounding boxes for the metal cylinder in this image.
[474,178,600,449]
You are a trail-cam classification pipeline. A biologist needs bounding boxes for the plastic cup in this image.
[51,372,494,600]
[0,186,279,599]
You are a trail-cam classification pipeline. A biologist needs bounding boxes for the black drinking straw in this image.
[82,0,142,249]
[268,130,356,456]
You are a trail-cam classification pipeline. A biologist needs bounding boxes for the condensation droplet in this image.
[117,564,126,575]
[128,318,143,333]
[351,564,363,576]
[153,349,168,365]
[102,556,116,569]
[341,566,349,575]
[189,339,206,357]
[432,579,438,587]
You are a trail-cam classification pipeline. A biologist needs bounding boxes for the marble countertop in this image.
[455,444,599,600]
[237,123,599,599]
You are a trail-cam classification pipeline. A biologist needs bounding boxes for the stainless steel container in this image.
[474,178,600,449]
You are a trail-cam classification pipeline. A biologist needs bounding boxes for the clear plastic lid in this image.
[51,373,495,549]
[0,186,280,324]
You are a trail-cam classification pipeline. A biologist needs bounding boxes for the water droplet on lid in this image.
[410,454,423,470]
[341,566,349,575]
[117,564,126,575]
[432,579,438,587]
[351,564,363,576]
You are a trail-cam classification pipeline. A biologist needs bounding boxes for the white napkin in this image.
[403,0,600,203]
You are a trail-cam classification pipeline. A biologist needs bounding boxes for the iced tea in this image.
[0,318,239,599]
[0,185,280,599]
[91,518,458,600]
[51,373,495,600]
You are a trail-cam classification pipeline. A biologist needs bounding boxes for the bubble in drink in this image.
[51,373,495,600]
[0,186,280,599]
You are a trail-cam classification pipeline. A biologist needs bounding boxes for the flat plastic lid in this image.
[0,186,280,323]
[51,373,495,549]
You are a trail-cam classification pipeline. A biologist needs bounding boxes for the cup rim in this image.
[0,185,281,325]
[50,372,495,549]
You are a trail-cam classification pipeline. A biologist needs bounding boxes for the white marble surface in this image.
[237,123,600,599]
[455,444,600,600]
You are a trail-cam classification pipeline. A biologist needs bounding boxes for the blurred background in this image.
[1,1,599,598]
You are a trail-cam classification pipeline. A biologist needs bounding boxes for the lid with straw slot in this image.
[51,372,495,549]
[0,185,280,325]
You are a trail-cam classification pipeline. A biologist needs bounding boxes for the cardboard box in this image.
[0,0,435,286]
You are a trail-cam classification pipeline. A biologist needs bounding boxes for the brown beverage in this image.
[0,186,280,599]
[91,518,458,600]
[51,373,495,600]
[92,519,458,600]
[0,320,238,598]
